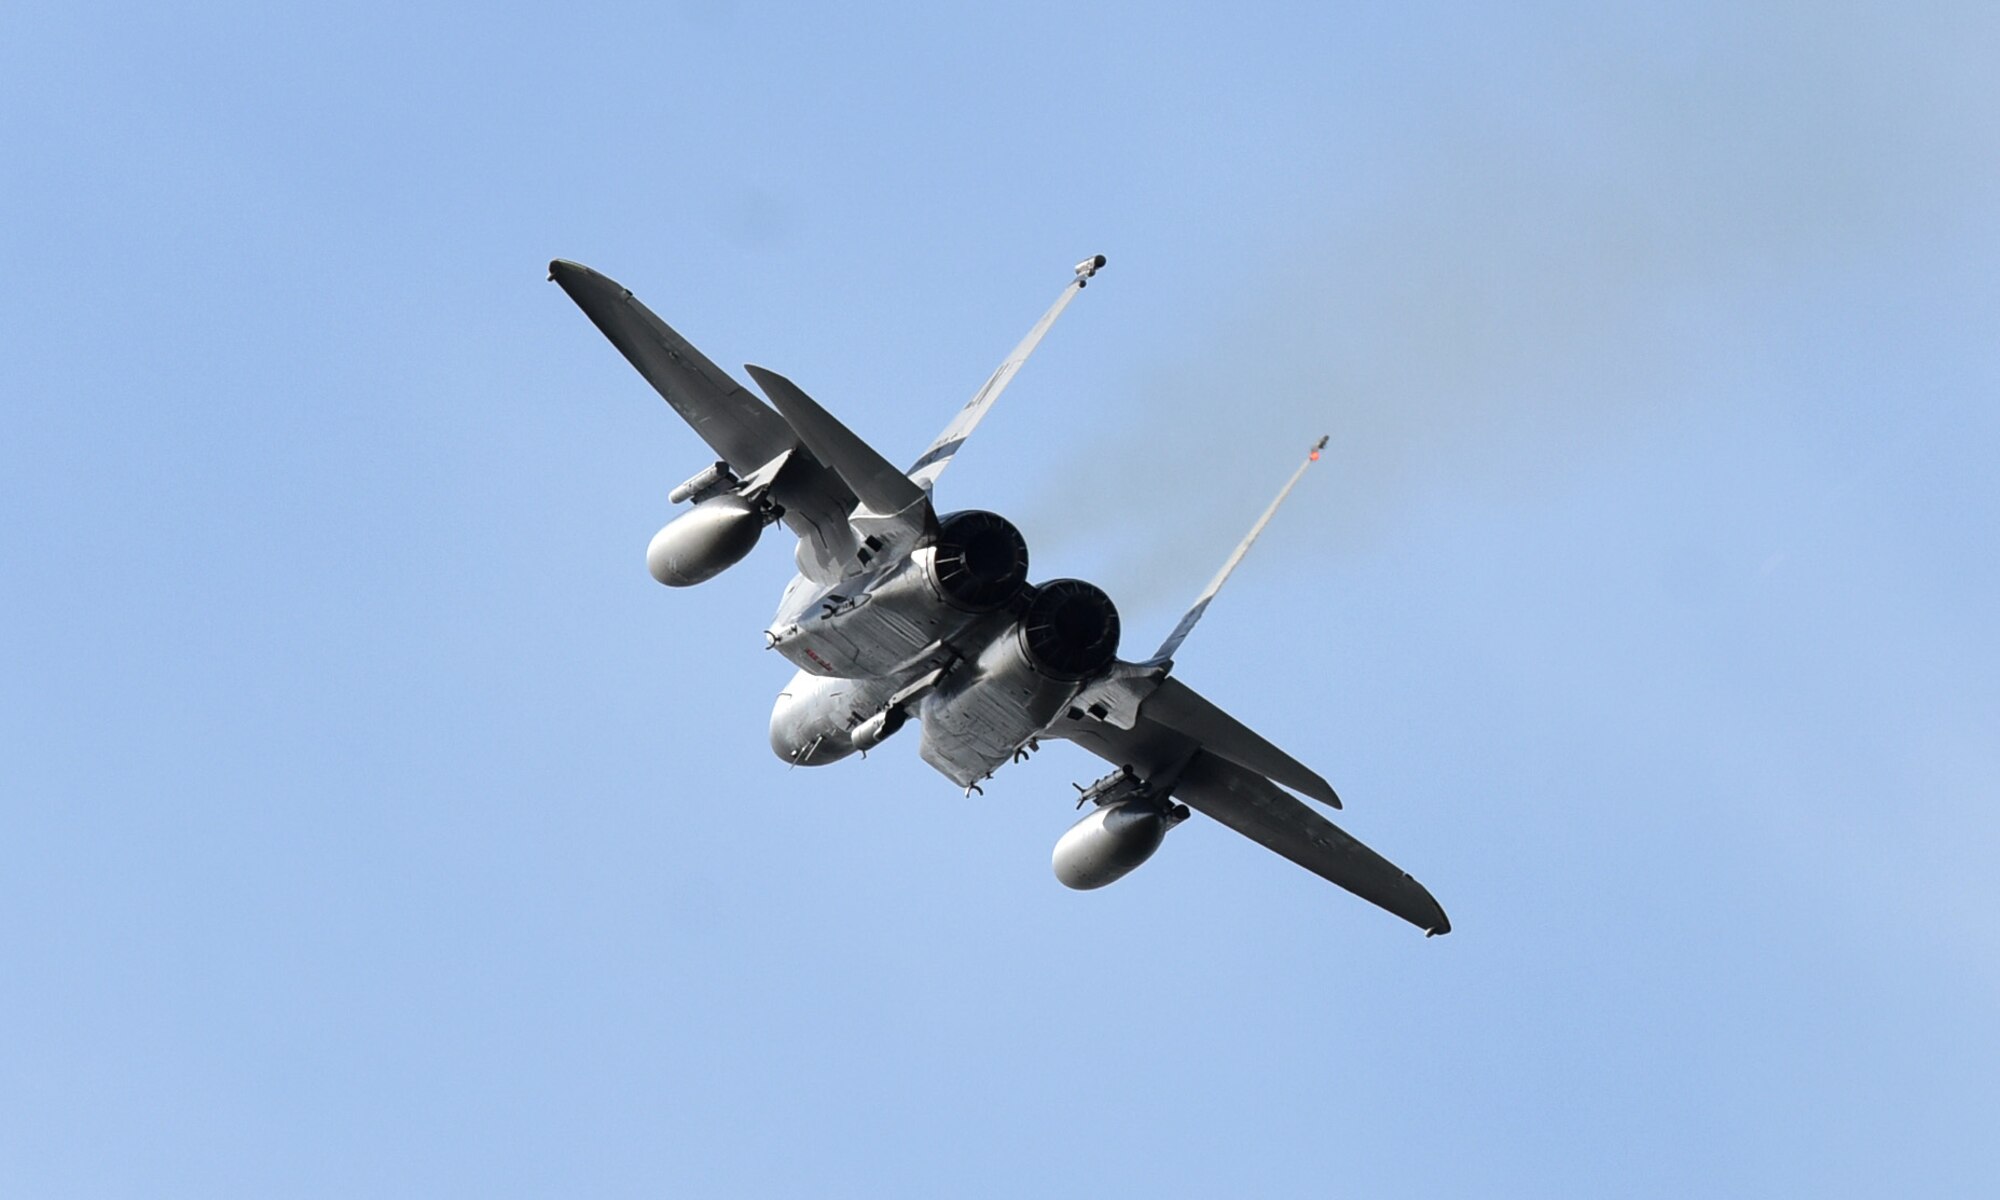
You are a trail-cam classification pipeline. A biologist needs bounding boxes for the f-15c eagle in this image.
[551,255,1449,935]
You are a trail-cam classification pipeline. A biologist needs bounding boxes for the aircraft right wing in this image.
[550,260,802,472]
[550,260,863,581]
[555,256,1108,579]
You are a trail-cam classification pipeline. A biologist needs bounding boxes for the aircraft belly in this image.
[916,643,1079,788]
[772,564,981,679]
[778,600,941,676]
[844,603,935,667]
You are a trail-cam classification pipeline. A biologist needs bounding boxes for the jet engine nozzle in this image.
[647,493,763,586]
[1016,579,1120,679]
[1052,798,1185,889]
[923,510,1030,612]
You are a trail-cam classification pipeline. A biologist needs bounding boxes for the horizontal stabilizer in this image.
[1141,677,1341,808]
[745,365,930,528]
[1173,751,1449,935]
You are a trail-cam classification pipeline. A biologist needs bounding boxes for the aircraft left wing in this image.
[1050,705,1448,934]
[1173,750,1450,934]
[1043,434,1446,934]
[1140,675,1341,808]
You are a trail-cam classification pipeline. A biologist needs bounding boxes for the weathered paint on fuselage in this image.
[766,548,993,679]
[763,560,956,767]
[915,625,1086,787]
[762,562,1083,786]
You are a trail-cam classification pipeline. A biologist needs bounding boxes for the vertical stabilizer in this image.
[1148,436,1328,666]
[906,255,1106,491]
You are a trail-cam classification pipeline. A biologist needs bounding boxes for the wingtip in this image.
[1420,892,1451,936]
[1301,776,1342,810]
[548,259,631,300]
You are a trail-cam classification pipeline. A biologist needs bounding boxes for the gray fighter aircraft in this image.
[551,255,1449,935]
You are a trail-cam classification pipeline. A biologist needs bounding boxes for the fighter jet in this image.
[550,255,1449,935]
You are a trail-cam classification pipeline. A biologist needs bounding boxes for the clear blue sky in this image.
[5,2,1996,1195]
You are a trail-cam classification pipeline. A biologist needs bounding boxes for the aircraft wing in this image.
[550,260,803,472]
[1172,751,1449,935]
[1050,693,1449,935]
